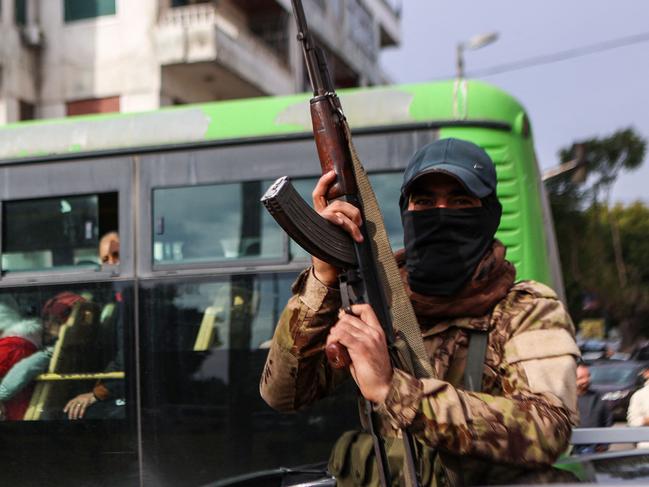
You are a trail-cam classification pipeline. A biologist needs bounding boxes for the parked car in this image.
[588,360,647,421]
[579,340,610,364]
[631,341,649,362]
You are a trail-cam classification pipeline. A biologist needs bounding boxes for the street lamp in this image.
[542,144,588,183]
[453,31,498,119]
[456,32,499,79]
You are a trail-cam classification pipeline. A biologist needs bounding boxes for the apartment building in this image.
[0,0,401,124]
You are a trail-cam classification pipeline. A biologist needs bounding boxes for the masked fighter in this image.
[260,138,580,485]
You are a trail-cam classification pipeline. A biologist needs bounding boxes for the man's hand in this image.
[63,392,97,420]
[311,171,364,286]
[326,303,393,403]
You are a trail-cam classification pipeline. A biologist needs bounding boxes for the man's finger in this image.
[312,171,337,211]
[345,321,383,344]
[347,304,383,332]
[326,200,363,227]
[328,321,365,344]
[332,212,363,243]
[330,328,363,351]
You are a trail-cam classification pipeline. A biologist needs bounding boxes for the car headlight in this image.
[602,390,630,401]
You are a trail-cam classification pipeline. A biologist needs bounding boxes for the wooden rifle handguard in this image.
[325,342,351,369]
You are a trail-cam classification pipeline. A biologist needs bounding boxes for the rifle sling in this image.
[464,330,488,393]
[344,125,435,381]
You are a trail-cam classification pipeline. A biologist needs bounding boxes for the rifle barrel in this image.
[290,0,326,95]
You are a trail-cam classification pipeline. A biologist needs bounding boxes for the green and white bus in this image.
[0,80,562,486]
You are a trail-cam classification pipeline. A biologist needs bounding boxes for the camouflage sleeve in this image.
[377,284,580,466]
[260,267,349,412]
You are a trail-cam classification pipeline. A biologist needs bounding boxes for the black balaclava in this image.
[399,138,502,296]
[400,193,502,297]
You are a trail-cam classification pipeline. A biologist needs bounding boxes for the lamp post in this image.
[456,32,499,79]
[453,32,498,119]
[542,144,588,183]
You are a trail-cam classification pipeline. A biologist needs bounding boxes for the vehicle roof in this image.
[0,80,527,164]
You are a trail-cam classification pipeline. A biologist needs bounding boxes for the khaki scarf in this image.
[395,240,516,322]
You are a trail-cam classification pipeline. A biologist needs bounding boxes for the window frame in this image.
[147,179,288,274]
[14,0,27,26]
[137,129,436,278]
[0,156,133,286]
[63,0,116,23]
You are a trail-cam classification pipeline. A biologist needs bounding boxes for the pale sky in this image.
[381,0,648,205]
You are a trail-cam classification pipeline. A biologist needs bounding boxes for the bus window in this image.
[0,282,128,421]
[1,192,118,273]
[152,181,284,266]
[139,272,359,485]
[288,172,404,261]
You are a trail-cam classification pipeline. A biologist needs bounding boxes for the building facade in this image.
[0,0,401,123]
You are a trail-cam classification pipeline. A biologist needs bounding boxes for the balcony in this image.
[363,0,401,47]
[155,3,294,97]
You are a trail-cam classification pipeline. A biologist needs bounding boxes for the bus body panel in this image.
[0,80,565,485]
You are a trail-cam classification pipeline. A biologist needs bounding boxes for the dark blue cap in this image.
[401,138,497,199]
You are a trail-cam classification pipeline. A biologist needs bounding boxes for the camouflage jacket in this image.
[260,268,580,484]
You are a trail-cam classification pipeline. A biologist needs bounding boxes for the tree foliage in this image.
[547,128,648,348]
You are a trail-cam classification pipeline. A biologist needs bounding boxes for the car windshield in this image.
[589,366,639,386]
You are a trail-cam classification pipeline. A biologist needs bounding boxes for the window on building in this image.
[171,0,211,7]
[1,192,118,273]
[66,96,120,116]
[248,11,289,67]
[14,0,27,26]
[64,0,116,23]
[19,100,35,121]
[152,181,284,266]
[346,0,377,61]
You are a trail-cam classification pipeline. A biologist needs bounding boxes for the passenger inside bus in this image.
[64,233,125,420]
[99,231,120,266]
[0,292,86,420]
[0,298,43,420]
[62,306,125,421]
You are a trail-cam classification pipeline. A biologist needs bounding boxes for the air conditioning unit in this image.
[21,24,44,48]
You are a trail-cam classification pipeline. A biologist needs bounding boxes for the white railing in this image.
[159,3,217,28]
[158,4,289,71]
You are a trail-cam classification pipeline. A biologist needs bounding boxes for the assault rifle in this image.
[261,2,425,487]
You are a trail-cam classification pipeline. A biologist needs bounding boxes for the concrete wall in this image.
[0,0,400,124]
[38,0,161,117]
[0,0,39,123]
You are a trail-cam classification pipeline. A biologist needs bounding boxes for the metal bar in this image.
[34,371,125,382]
[571,427,649,444]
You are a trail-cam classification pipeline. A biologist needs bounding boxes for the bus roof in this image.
[0,80,528,163]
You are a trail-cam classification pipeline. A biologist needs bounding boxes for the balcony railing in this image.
[159,3,238,38]
[380,0,402,16]
[158,3,288,69]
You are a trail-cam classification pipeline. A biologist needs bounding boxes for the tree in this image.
[547,128,647,347]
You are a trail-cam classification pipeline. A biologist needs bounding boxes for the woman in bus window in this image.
[0,292,85,420]
[0,300,43,420]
